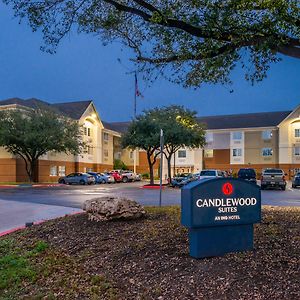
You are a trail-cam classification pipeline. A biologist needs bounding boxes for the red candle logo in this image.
[222,183,233,196]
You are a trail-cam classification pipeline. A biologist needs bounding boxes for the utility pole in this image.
[159,129,164,207]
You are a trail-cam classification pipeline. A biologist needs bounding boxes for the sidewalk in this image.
[0,199,82,234]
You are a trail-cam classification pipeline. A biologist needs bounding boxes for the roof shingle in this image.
[0,98,92,120]
[197,111,291,130]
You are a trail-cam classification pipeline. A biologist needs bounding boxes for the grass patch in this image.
[0,239,48,295]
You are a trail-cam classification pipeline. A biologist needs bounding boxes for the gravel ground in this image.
[0,206,299,299]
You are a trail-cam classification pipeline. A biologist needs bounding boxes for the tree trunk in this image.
[167,154,172,184]
[147,152,155,185]
[25,158,37,183]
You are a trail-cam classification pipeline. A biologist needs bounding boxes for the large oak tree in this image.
[146,105,206,181]
[3,0,300,86]
[0,108,85,182]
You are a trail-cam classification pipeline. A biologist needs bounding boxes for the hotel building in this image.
[1,98,300,182]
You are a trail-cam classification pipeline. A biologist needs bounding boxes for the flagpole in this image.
[134,71,137,118]
[133,72,137,174]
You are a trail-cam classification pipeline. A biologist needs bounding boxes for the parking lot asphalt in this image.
[0,181,299,232]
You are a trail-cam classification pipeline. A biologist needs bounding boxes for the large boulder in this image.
[83,196,146,222]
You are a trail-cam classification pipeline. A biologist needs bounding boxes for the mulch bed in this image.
[1,206,299,299]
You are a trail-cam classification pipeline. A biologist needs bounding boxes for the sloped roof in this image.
[102,111,291,133]
[102,121,130,133]
[197,111,292,130]
[0,98,52,110]
[52,101,92,119]
[0,98,293,131]
[0,98,92,120]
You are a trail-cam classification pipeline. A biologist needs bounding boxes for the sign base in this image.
[189,224,254,258]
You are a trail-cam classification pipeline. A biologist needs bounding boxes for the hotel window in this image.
[262,130,272,140]
[103,133,109,141]
[232,148,242,157]
[87,146,93,155]
[129,151,134,159]
[204,149,213,158]
[87,128,91,137]
[114,152,121,159]
[205,132,213,143]
[58,166,66,177]
[83,127,87,136]
[262,148,273,156]
[50,166,57,176]
[295,147,300,156]
[295,129,300,138]
[178,150,187,158]
[104,149,109,157]
[232,132,242,140]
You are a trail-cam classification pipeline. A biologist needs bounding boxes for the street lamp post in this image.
[159,129,164,207]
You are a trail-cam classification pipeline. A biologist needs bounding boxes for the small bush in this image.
[142,172,150,179]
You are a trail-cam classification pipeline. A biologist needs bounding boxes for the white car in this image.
[199,169,224,180]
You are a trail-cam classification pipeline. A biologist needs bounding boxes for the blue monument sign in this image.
[181,178,261,258]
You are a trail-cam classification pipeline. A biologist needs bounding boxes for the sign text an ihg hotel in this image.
[181,178,261,258]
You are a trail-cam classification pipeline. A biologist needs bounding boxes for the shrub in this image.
[113,159,127,170]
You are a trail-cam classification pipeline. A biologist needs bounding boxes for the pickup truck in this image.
[110,170,136,183]
[261,169,286,190]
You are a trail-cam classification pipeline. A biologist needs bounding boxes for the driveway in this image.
[0,181,299,232]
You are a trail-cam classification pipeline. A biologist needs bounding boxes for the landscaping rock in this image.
[83,196,146,221]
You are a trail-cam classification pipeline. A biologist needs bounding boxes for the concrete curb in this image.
[0,184,64,189]
[0,211,84,238]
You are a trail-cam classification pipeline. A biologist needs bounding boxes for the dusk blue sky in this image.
[1,3,300,122]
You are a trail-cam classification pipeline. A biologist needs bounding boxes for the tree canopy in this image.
[0,108,85,182]
[146,105,206,180]
[3,0,300,87]
[121,105,205,183]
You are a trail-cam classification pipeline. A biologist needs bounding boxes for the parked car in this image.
[87,172,115,184]
[261,169,286,190]
[109,171,123,182]
[238,168,257,184]
[292,172,300,188]
[120,170,135,182]
[110,169,138,183]
[171,173,197,187]
[100,173,115,184]
[58,173,95,185]
[199,169,224,180]
[134,173,142,181]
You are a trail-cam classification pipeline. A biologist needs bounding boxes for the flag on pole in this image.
[135,72,144,98]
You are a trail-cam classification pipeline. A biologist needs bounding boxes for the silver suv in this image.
[199,169,224,180]
[261,169,286,190]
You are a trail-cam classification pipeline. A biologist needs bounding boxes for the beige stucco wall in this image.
[0,147,14,158]
[244,129,278,164]
[278,106,300,164]
[121,148,140,167]
[102,129,115,166]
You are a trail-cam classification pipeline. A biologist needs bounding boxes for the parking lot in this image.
[1,181,300,232]
[1,181,300,207]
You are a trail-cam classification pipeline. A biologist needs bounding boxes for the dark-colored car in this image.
[238,168,257,184]
[171,173,197,188]
[58,173,95,185]
[292,172,300,188]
